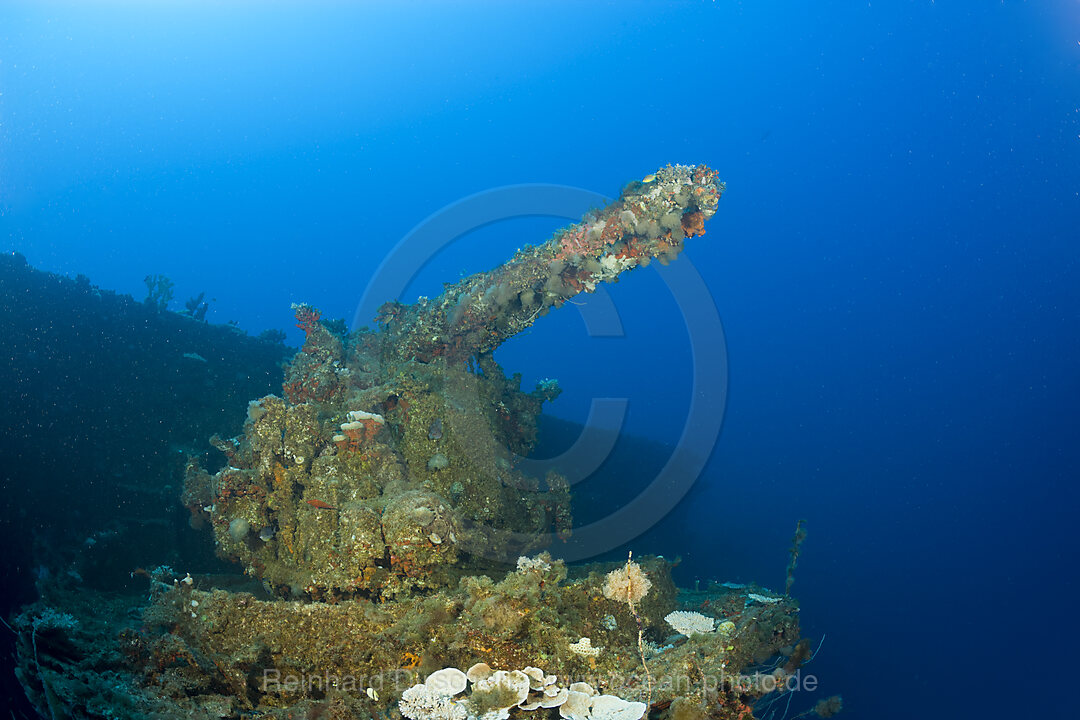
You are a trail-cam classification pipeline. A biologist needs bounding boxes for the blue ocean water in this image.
[3,2,1078,718]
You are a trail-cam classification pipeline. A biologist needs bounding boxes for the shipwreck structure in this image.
[13,165,840,720]
[182,163,726,600]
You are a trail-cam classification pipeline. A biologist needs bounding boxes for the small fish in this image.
[306,499,337,510]
[642,173,657,183]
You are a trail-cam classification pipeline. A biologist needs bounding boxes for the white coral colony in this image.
[400,666,645,720]
[664,610,717,636]
[590,695,648,720]
[426,667,468,696]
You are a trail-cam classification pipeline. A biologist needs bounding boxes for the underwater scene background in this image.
[2,2,1078,719]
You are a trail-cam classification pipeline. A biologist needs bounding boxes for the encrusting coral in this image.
[12,166,838,720]
[182,164,725,601]
[380,164,725,364]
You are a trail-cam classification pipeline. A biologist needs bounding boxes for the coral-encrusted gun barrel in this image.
[378,164,725,363]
